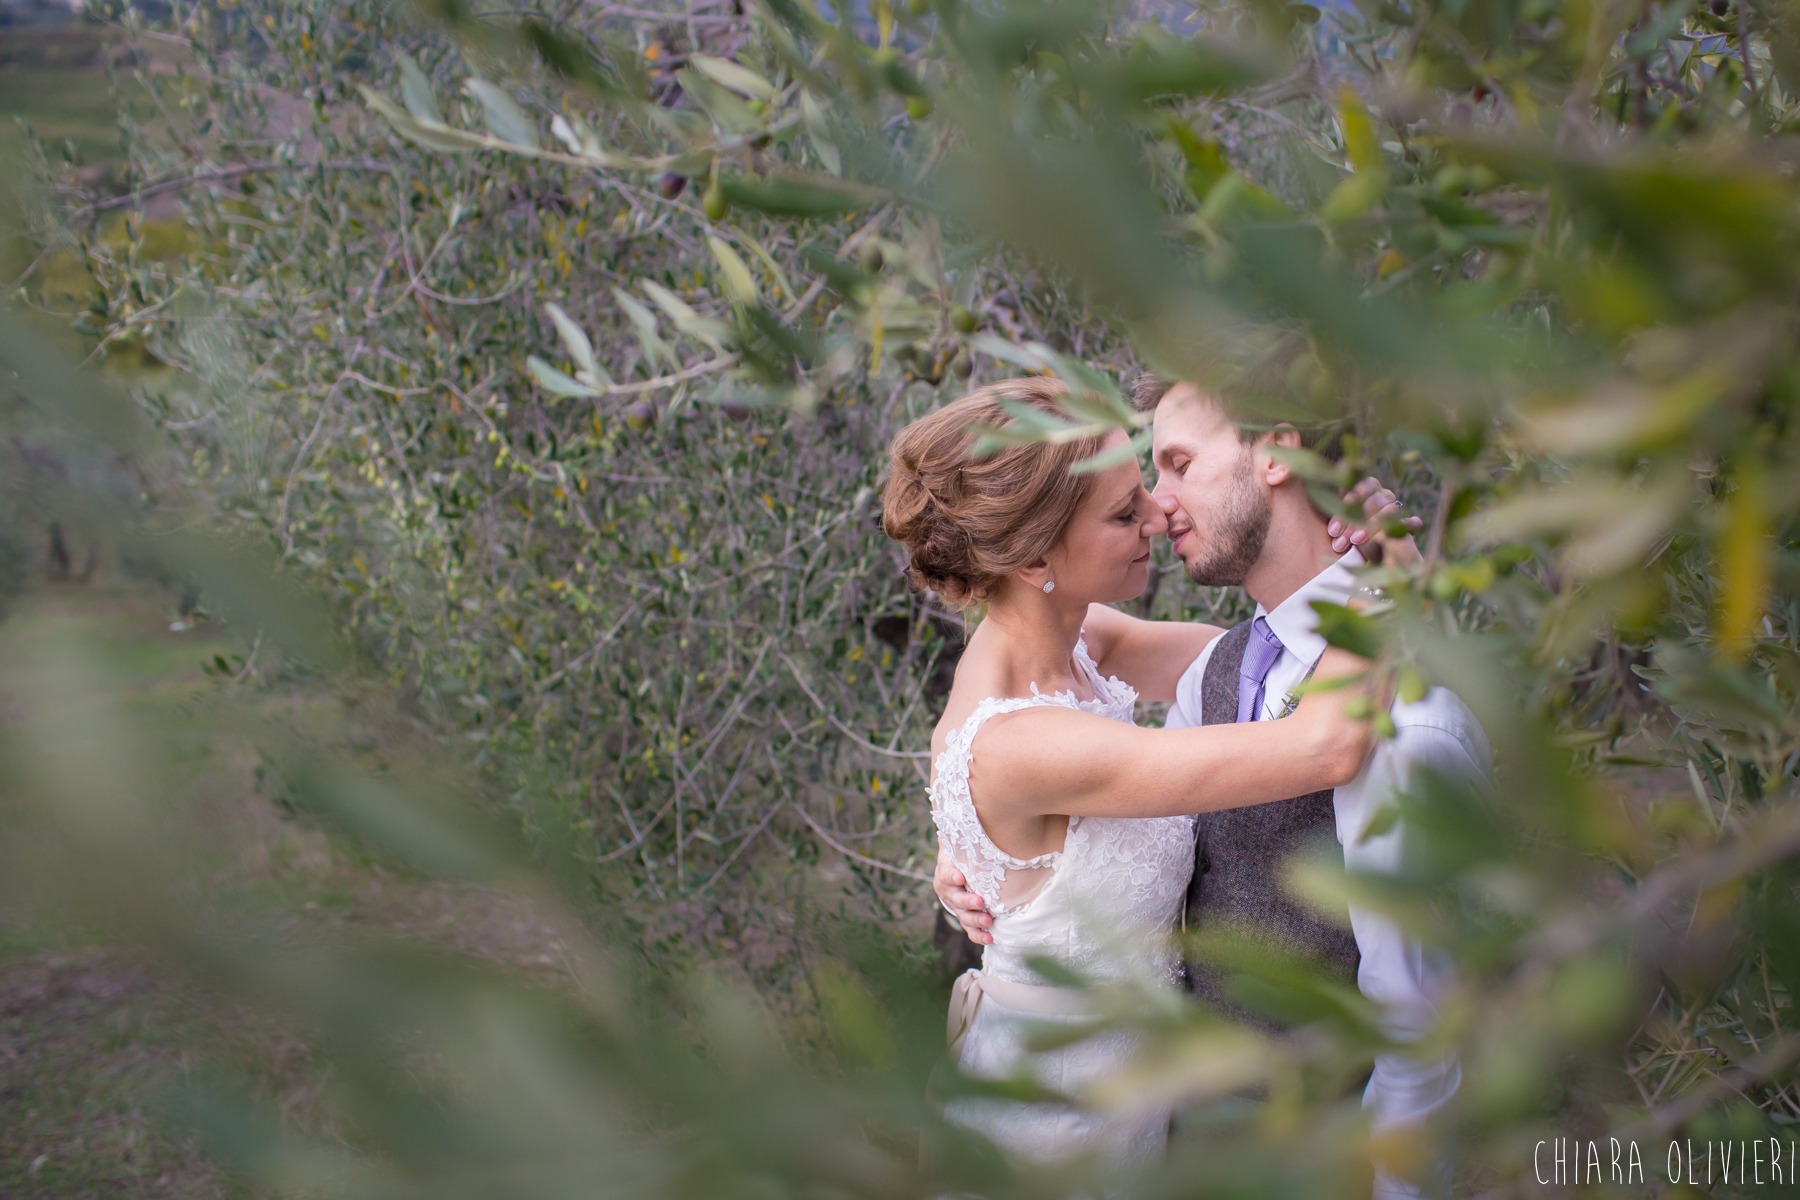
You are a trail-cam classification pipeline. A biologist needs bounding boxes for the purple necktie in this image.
[1236,616,1285,723]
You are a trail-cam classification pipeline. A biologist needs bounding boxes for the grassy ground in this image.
[0,33,578,1191]
[0,584,571,1197]
[0,587,235,1197]
[0,66,130,168]
[0,950,237,1198]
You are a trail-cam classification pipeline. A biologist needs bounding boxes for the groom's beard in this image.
[1183,456,1271,587]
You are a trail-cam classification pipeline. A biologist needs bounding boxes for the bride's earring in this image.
[1042,579,1055,594]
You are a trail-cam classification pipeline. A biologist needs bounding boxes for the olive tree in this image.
[24,0,1800,1192]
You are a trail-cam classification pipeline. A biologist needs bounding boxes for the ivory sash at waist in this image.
[947,968,1094,1058]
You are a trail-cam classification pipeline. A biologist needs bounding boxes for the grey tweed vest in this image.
[1184,621,1360,1028]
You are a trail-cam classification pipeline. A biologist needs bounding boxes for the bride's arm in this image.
[970,649,1376,820]
[1079,604,1221,702]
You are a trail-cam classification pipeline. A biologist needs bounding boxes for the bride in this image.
[882,376,1402,1169]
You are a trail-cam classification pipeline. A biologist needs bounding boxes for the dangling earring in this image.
[1042,580,1055,594]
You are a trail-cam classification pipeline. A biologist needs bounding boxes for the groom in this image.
[934,376,1491,1200]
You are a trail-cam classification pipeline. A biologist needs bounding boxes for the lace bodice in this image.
[928,636,1196,986]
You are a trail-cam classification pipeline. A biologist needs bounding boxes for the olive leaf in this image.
[689,54,777,100]
[707,237,760,306]
[396,52,443,124]
[719,175,869,218]
[1309,601,1385,659]
[542,303,612,389]
[526,356,599,399]
[463,78,540,150]
[640,281,732,351]
[612,287,674,372]
[358,86,487,153]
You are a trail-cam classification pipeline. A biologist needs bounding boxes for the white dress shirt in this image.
[1164,548,1491,1198]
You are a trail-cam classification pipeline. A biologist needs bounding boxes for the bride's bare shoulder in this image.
[928,627,1101,769]
[929,643,1013,752]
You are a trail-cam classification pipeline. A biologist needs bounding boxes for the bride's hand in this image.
[1290,647,1385,786]
[1328,477,1423,566]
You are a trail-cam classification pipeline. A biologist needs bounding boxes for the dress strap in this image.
[1072,635,1107,693]
[1072,635,1137,715]
[933,695,1045,812]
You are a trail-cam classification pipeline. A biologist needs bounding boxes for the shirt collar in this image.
[1252,546,1364,665]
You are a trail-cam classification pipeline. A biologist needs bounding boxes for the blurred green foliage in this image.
[0,498,29,613]
[7,0,1800,1194]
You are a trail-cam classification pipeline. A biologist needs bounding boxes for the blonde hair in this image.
[881,377,1108,608]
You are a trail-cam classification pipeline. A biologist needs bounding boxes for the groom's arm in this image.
[1345,696,1490,1196]
[1343,707,1487,1042]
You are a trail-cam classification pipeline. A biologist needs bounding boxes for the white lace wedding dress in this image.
[930,636,1196,1168]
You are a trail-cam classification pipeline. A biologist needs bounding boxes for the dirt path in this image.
[0,585,570,1197]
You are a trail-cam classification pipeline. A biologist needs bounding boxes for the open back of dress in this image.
[927,636,1197,1168]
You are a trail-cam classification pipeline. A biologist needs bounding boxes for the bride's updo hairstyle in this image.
[882,376,1108,609]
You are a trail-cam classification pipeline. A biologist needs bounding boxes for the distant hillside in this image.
[0,0,75,28]
[0,24,105,68]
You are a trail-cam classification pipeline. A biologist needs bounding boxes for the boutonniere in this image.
[1273,656,1325,720]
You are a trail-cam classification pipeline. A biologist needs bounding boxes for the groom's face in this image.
[1149,385,1271,587]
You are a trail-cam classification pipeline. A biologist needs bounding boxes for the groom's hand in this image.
[934,849,993,945]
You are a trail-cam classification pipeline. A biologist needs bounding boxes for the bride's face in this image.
[1039,431,1166,603]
